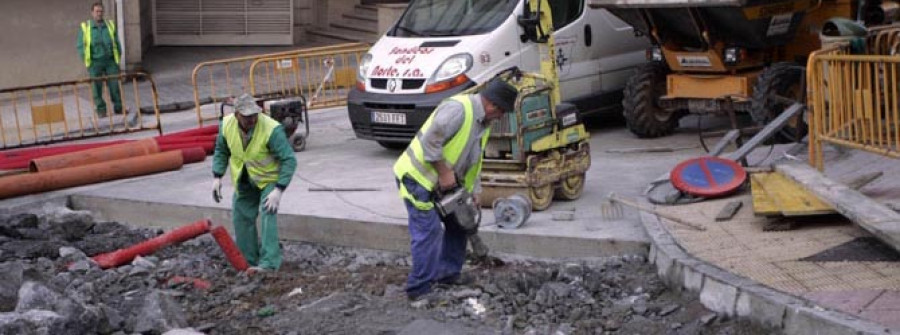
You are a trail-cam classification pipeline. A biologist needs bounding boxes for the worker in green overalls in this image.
[76,2,123,118]
[212,94,297,272]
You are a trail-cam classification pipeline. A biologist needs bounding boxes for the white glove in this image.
[212,178,222,203]
[263,188,283,213]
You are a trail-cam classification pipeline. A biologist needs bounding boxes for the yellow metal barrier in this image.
[248,45,370,110]
[0,72,162,150]
[807,31,900,170]
[191,43,369,126]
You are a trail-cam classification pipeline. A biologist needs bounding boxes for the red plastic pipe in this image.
[157,125,219,139]
[154,135,217,145]
[1,140,129,160]
[210,226,250,271]
[180,147,207,164]
[92,219,212,269]
[29,139,159,172]
[0,150,184,199]
[159,142,214,155]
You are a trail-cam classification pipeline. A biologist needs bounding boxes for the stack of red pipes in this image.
[0,125,219,199]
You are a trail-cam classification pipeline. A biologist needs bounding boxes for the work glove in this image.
[263,188,283,213]
[212,178,222,203]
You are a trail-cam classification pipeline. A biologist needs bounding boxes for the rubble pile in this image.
[0,208,777,334]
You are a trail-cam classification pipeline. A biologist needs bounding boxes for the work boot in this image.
[436,273,475,286]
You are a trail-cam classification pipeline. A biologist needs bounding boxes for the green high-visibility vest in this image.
[393,95,490,210]
[81,20,120,67]
[223,113,281,190]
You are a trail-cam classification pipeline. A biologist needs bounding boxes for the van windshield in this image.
[391,0,518,37]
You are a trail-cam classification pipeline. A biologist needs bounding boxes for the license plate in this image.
[688,99,721,113]
[371,111,406,125]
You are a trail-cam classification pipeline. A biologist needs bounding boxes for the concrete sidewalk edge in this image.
[638,206,893,334]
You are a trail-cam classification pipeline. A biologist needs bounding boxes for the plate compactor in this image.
[477,68,591,212]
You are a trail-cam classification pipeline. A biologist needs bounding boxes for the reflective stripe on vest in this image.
[81,20,120,67]
[223,113,281,190]
[392,95,488,210]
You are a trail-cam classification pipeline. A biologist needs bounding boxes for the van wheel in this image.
[377,141,408,150]
[622,63,678,138]
[750,62,806,143]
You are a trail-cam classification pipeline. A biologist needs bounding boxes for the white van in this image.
[347,0,648,149]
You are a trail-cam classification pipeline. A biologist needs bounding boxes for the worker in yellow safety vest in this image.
[212,94,297,272]
[76,2,124,118]
[393,78,518,300]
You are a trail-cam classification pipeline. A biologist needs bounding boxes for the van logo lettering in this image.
[389,47,435,55]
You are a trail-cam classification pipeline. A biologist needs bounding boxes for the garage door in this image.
[153,0,292,45]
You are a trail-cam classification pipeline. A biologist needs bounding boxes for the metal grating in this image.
[154,0,292,45]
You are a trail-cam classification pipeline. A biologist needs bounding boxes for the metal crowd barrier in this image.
[807,29,900,170]
[0,72,162,150]
[191,43,369,126]
[248,45,369,110]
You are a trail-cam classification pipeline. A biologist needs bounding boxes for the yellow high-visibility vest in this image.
[81,20,120,67]
[223,113,281,190]
[393,95,490,210]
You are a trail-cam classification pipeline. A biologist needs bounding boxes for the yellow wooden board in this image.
[750,172,835,217]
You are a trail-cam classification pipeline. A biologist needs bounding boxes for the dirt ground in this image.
[0,207,780,335]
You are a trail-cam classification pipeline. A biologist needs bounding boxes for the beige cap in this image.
[234,93,262,116]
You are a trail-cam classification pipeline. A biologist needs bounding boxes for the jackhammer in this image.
[433,184,492,262]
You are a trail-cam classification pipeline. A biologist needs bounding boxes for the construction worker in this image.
[393,78,518,300]
[76,2,124,118]
[212,94,297,272]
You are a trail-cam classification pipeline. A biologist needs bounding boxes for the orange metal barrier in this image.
[248,45,369,110]
[0,72,162,150]
[191,43,369,126]
[807,31,900,170]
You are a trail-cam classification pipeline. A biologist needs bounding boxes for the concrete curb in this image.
[64,194,649,259]
[638,208,893,335]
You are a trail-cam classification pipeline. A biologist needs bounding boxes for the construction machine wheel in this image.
[554,173,585,200]
[290,134,307,152]
[529,184,554,211]
[623,63,678,138]
[377,141,408,150]
[750,62,807,143]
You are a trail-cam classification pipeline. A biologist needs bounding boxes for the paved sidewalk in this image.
[643,144,900,332]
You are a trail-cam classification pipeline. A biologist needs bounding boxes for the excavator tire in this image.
[750,62,807,143]
[623,63,678,138]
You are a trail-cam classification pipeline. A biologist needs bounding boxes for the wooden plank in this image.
[750,174,781,216]
[750,172,835,216]
[777,163,900,252]
[724,102,803,162]
[31,103,65,125]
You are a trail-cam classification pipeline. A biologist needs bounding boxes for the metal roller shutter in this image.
[153,0,292,45]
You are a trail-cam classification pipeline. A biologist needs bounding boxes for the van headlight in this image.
[430,54,473,83]
[358,53,373,81]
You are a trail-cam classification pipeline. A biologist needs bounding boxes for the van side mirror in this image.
[518,10,548,43]
[518,11,540,43]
